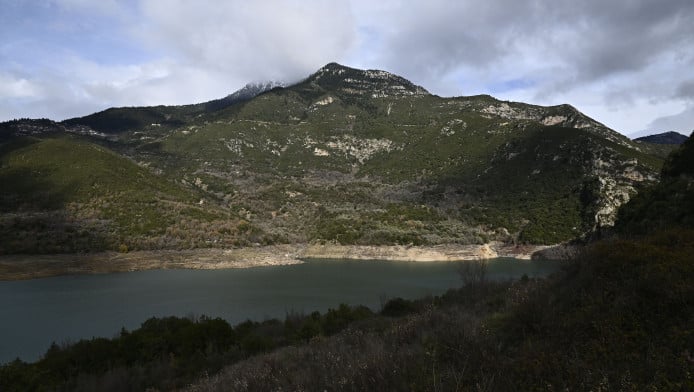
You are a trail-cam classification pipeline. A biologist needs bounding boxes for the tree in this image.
[458,259,487,292]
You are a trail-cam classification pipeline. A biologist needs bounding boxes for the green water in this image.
[0,258,562,363]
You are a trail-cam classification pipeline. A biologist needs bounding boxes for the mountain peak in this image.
[198,81,286,112]
[317,62,352,72]
[227,81,285,100]
[306,63,429,97]
[634,131,689,145]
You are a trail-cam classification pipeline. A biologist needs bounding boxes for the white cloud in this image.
[0,0,361,120]
[136,0,358,83]
[0,72,43,98]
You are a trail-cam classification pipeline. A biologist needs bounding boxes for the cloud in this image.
[348,1,542,95]
[675,80,694,101]
[0,0,361,120]
[558,1,694,81]
[356,1,694,100]
[136,0,358,84]
[0,72,43,98]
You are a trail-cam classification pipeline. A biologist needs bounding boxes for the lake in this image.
[0,257,562,364]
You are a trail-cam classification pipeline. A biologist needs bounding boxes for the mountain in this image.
[0,63,667,254]
[59,81,283,134]
[61,82,284,135]
[303,62,429,97]
[634,130,689,145]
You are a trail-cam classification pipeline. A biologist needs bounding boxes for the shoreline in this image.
[0,243,559,281]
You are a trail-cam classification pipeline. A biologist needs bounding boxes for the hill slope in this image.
[0,133,267,253]
[617,130,694,233]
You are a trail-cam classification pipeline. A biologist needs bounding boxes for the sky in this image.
[1,0,693,137]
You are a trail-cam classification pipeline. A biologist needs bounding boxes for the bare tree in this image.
[458,259,488,292]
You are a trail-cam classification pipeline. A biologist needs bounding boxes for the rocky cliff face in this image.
[587,154,656,228]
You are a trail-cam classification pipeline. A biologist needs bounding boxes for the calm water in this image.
[0,258,562,364]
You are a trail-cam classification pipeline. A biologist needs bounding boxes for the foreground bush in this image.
[0,304,376,391]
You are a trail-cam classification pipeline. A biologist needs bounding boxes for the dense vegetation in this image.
[0,302,382,391]
[0,135,274,253]
[616,131,694,234]
[186,229,693,391]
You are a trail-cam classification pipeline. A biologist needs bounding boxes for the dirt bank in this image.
[301,243,518,261]
[0,243,555,281]
[0,245,303,281]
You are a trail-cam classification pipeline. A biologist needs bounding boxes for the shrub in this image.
[380,297,418,317]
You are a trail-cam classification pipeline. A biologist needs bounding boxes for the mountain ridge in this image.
[634,130,689,145]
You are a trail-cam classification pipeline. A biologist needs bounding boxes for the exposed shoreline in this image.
[0,243,560,281]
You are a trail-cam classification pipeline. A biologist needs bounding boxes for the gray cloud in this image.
[137,0,358,85]
[644,105,694,135]
[675,80,694,101]
[351,1,542,93]
[358,0,694,101]
[563,1,694,78]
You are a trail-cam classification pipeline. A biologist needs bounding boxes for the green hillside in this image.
[0,136,268,253]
